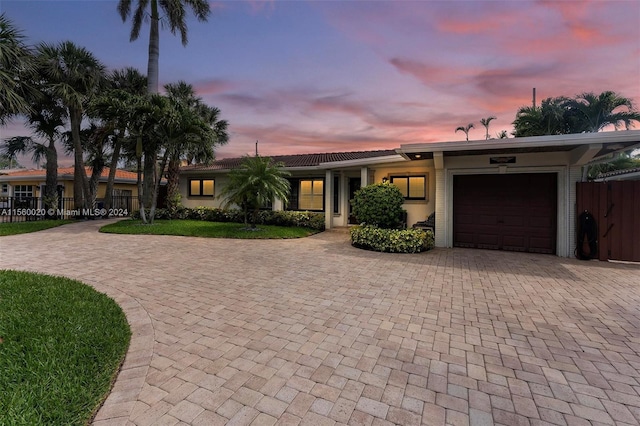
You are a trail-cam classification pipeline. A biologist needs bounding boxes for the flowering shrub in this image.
[133,207,325,230]
[350,225,434,253]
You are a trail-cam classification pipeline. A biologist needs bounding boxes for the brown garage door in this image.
[454,173,557,254]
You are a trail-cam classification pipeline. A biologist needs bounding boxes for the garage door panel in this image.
[503,215,525,226]
[503,235,526,250]
[478,214,498,225]
[454,173,557,254]
[456,214,474,225]
[477,232,500,248]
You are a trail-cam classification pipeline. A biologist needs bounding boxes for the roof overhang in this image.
[181,154,408,174]
[319,154,406,169]
[398,131,640,165]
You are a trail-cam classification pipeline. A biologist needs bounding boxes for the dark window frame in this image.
[188,179,215,197]
[14,184,34,198]
[390,175,427,200]
[285,178,325,211]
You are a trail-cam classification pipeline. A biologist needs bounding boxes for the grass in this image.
[0,219,73,236]
[0,271,131,425]
[100,219,321,239]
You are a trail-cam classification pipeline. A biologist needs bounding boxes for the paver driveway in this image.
[2,220,640,426]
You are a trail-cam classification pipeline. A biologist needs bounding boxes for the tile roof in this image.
[0,167,138,181]
[596,166,640,179]
[181,149,399,171]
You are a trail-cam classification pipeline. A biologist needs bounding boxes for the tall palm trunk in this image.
[149,149,170,224]
[147,0,159,94]
[142,0,160,206]
[103,133,123,214]
[89,163,105,211]
[44,141,58,217]
[166,156,181,211]
[70,107,90,212]
[143,151,155,206]
[136,137,147,223]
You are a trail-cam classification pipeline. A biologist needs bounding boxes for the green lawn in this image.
[100,219,321,239]
[0,219,73,236]
[0,271,131,425]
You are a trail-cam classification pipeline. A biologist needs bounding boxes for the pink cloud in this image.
[192,78,238,96]
[389,58,467,87]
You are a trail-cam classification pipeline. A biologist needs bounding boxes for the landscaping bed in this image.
[100,219,320,239]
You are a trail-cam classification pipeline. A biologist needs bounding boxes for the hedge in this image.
[350,225,434,253]
[133,206,325,230]
[351,183,405,228]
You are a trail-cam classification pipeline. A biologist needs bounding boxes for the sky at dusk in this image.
[1,0,639,166]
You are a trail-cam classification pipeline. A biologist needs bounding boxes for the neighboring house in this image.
[0,167,139,210]
[180,131,640,258]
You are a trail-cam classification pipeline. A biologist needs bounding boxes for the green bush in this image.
[351,183,405,228]
[350,225,434,253]
[133,207,325,230]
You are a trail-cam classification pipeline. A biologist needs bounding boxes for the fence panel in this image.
[576,181,640,262]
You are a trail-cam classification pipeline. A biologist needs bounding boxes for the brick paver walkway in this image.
[2,220,640,425]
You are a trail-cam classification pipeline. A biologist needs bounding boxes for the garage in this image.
[453,173,557,254]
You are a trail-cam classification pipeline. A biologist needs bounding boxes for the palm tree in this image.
[455,123,474,141]
[89,67,147,213]
[37,41,106,212]
[164,81,228,210]
[127,94,158,224]
[0,13,36,125]
[117,0,210,94]
[480,116,496,140]
[219,156,291,229]
[512,97,573,137]
[496,130,509,139]
[127,92,217,223]
[569,91,640,132]
[2,95,66,214]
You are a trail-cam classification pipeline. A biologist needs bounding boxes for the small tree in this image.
[219,156,291,229]
[480,116,496,140]
[455,123,474,141]
[351,182,404,228]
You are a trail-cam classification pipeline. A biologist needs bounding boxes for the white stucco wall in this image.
[180,173,228,209]
[438,150,579,257]
[367,159,435,227]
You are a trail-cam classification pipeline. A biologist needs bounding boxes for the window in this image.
[299,179,323,210]
[14,185,34,198]
[1,184,7,194]
[390,176,426,200]
[189,179,214,196]
[285,178,325,211]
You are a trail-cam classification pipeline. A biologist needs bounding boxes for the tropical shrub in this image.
[133,207,325,230]
[350,225,434,253]
[351,183,404,228]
